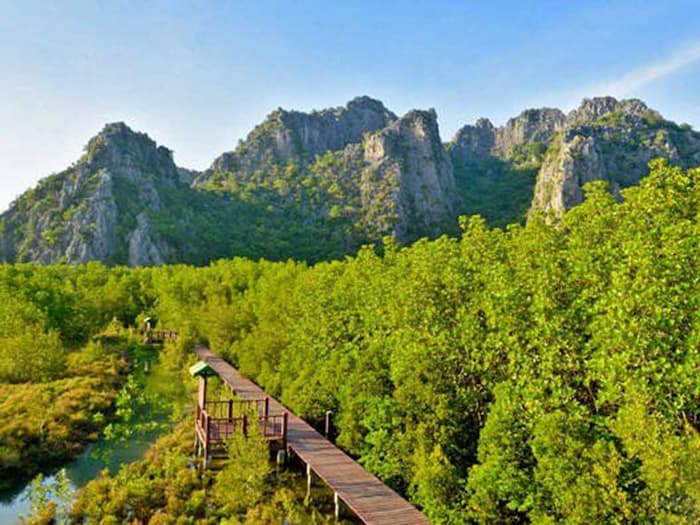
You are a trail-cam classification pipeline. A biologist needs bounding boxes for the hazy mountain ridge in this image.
[2,96,698,266]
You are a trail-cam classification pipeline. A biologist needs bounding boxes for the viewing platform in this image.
[190,345,429,525]
[194,398,288,457]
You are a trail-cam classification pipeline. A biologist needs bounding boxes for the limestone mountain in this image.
[532,97,700,213]
[0,122,284,266]
[0,98,460,266]
[200,104,460,250]
[0,123,179,266]
[449,97,700,224]
[357,109,458,241]
[204,96,397,178]
[2,95,698,266]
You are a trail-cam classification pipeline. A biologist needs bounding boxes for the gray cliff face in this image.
[494,108,567,158]
[450,118,496,166]
[566,96,654,125]
[0,122,179,266]
[207,96,397,178]
[128,213,168,266]
[531,98,700,214]
[450,108,566,166]
[449,97,700,219]
[532,135,611,214]
[61,170,119,264]
[360,109,459,241]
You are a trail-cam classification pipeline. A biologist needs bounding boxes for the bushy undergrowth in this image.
[0,340,129,486]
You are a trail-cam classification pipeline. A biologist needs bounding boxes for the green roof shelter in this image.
[189,360,218,409]
[189,361,217,378]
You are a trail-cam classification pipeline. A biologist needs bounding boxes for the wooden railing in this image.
[142,329,178,344]
[136,328,179,345]
[195,399,287,456]
[202,398,271,419]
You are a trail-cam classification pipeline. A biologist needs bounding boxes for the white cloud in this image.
[591,40,700,98]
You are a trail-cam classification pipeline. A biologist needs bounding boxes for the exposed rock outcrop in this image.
[128,213,168,266]
[566,96,654,125]
[531,134,614,214]
[450,108,566,166]
[0,123,180,266]
[206,96,397,178]
[359,109,459,241]
[450,118,496,166]
[449,97,700,219]
[494,108,567,158]
[531,97,700,214]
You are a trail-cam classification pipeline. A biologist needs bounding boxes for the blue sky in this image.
[1,0,699,211]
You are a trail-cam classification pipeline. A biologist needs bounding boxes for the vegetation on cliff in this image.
[7,97,697,267]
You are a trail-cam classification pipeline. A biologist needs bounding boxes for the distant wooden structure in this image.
[145,329,178,345]
[189,360,287,463]
[192,345,428,525]
[136,324,179,345]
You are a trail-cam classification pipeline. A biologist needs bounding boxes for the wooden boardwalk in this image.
[195,345,428,525]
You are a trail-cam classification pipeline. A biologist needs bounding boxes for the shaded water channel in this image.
[0,431,159,523]
[0,345,362,524]
[0,344,175,524]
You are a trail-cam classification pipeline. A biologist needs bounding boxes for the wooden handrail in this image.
[196,404,288,445]
[202,398,270,419]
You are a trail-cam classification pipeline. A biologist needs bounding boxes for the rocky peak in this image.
[365,109,441,157]
[532,98,700,215]
[567,97,655,125]
[209,96,397,176]
[83,122,179,185]
[360,108,459,241]
[345,95,394,115]
[0,122,184,267]
[493,107,566,157]
[450,118,497,165]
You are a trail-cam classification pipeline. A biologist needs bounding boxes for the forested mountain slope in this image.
[449,96,700,225]
[1,96,699,266]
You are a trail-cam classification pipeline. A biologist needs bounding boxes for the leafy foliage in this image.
[68,422,339,524]
[0,340,129,485]
[3,159,700,522]
[148,160,700,522]
[452,157,538,227]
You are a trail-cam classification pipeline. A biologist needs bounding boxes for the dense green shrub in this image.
[4,159,700,522]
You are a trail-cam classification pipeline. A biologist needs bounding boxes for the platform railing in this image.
[195,399,287,454]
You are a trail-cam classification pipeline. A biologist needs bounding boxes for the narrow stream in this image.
[0,431,159,524]
[0,344,177,524]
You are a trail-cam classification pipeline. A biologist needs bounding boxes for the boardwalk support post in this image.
[325,410,333,439]
[282,412,288,450]
[306,463,312,501]
[202,413,210,470]
[334,492,340,521]
[276,448,287,468]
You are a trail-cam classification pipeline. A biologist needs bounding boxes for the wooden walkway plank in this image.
[194,346,428,525]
